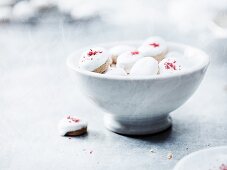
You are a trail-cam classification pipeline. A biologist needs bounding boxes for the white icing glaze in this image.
[58,116,87,136]
[130,57,158,76]
[12,1,36,20]
[109,45,135,63]
[138,36,167,57]
[105,67,127,76]
[159,57,183,75]
[79,47,110,72]
[116,51,143,73]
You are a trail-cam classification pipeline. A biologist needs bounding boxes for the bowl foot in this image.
[104,114,172,135]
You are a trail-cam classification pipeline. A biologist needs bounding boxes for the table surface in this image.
[0,23,227,170]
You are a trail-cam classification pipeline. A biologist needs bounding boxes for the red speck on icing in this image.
[67,115,80,123]
[164,61,177,70]
[87,49,103,56]
[131,51,139,55]
[72,118,80,123]
[149,43,159,48]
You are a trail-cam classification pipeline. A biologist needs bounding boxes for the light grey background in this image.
[0,12,227,170]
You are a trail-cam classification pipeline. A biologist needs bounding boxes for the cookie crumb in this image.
[150,149,155,153]
[167,152,173,160]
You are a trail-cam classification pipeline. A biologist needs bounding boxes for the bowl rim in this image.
[66,41,210,80]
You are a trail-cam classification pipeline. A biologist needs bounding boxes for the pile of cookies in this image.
[78,36,184,76]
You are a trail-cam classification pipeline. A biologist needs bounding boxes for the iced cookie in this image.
[58,116,87,136]
[138,36,168,62]
[105,67,127,76]
[79,47,110,73]
[159,58,183,75]
[12,1,36,21]
[130,57,158,76]
[109,45,135,64]
[116,51,143,73]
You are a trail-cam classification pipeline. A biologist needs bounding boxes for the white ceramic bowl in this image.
[67,41,209,135]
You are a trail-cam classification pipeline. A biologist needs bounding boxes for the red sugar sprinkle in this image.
[87,49,103,56]
[72,118,80,123]
[131,51,139,55]
[149,43,159,48]
[66,116,80,123]
[220,164,227,170]
[164,61,177,70]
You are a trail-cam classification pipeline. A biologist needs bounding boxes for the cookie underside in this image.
[153,50,168,62]
[93,59,110,73]
[65,127,87,136]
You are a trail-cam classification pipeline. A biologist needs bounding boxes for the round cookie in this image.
[116,51,143,73]
[159,57,183,75]
[109,45,135,64]
[58,115,87,136]
[12,1,37,21]
[105,67,127,76]
[79,47,110,73]
[130,57,159,76]
[138,36,168,62]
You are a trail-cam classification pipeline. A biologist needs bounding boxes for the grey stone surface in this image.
[0,22,227,170]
